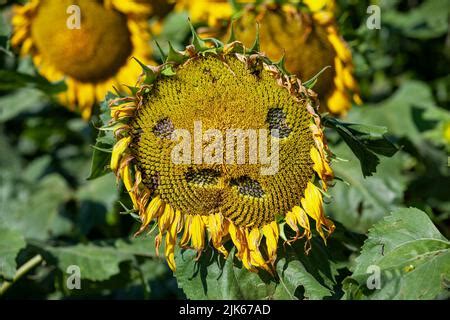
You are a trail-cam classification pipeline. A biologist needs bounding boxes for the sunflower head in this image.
[105,28,335,273]
[11,0,158,119]
[179,0,361,115]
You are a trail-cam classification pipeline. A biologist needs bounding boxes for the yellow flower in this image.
[107,38,335,274]
[11,0,158,120]
[179,0,360,115]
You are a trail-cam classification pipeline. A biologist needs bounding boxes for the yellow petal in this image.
[120,164,138,209]
[312,11,334,25]
[247,228,267,268]
[301,182,335,242]
[111,136,131,172]
[158,203,174,234]
[110,102,136,120]
[262,221,279,263]
[241,246,255,271]
[228,222,243,253]
[303,0,329,12]
[333,72,346,92]
[444,122,450,144]
[140,195,163,231]
[343,66,358,91]
[292,206,312,240]
[326,89,351,114]
[180,215,193,247]
[208,214,229,257]
[191,215,206,251]
[228,223,259,272]
[353,93,363,106]
[247,228,261,251]
[328,31,352,63]
[285,211,299,234]
[311,146,333,186]
[165,210,181,271]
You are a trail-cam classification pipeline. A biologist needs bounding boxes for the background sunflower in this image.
[179,0,360,115]
[0,0,449,301]
[11,0,161,119]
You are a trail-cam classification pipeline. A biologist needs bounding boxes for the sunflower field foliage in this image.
[0,0,449,300]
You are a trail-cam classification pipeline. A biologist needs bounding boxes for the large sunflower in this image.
[11,0,162,119]
[179,0,361,115]
[105,34,335,273]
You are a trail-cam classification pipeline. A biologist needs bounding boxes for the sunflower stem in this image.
[0,255,43,296]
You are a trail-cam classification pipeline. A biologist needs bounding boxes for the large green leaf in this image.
[175,248,276,300]
[76,174,117,206]
[175,238,338,300]
[383,0,449,39]
[0,174,72,240]
[0,227,26,280]
[273,259,331,300]
[343,208,450,300]
[75,174,118,234]
[324,116,398,177]
[45,236,163,283]
[0,88,48,122]
[115,235,160,258]
[347,81,448,153]
[0,70,66,93]
[326,141,410,233]
[46,243,132,282]
[0,13,11,53]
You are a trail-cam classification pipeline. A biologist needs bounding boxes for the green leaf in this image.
[44,236,164,283]
[0,70,66,93]
[0,14,11,54]
[422,106,450,151]
[274,238,340,300]
[88,95,115,180]
[347,81,446,153]
[0,88,48,122]
[133,57,158,84]
[175,248,277,300]
[46,243,133,282]
[75,174,118,234]
[166,42,188,65]
[175,238,338,300]
[88,142,112,180]
[383,0,448,39]
[153,11,190,53]
[343,208,450,300]
[0,174,72,240]
[77,174,117,207]
[0,227,26,280]
[274,259,332,300]
[303,66,331,89]
[248,23,260,53]
[324,116,398,177]
[327,141,410,233]
[115,235,160,258]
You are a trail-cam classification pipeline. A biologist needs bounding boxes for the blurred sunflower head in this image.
[180,0,361,115]
[176,0,233,30]
[11,0,165,119]
[106,31,335,273]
